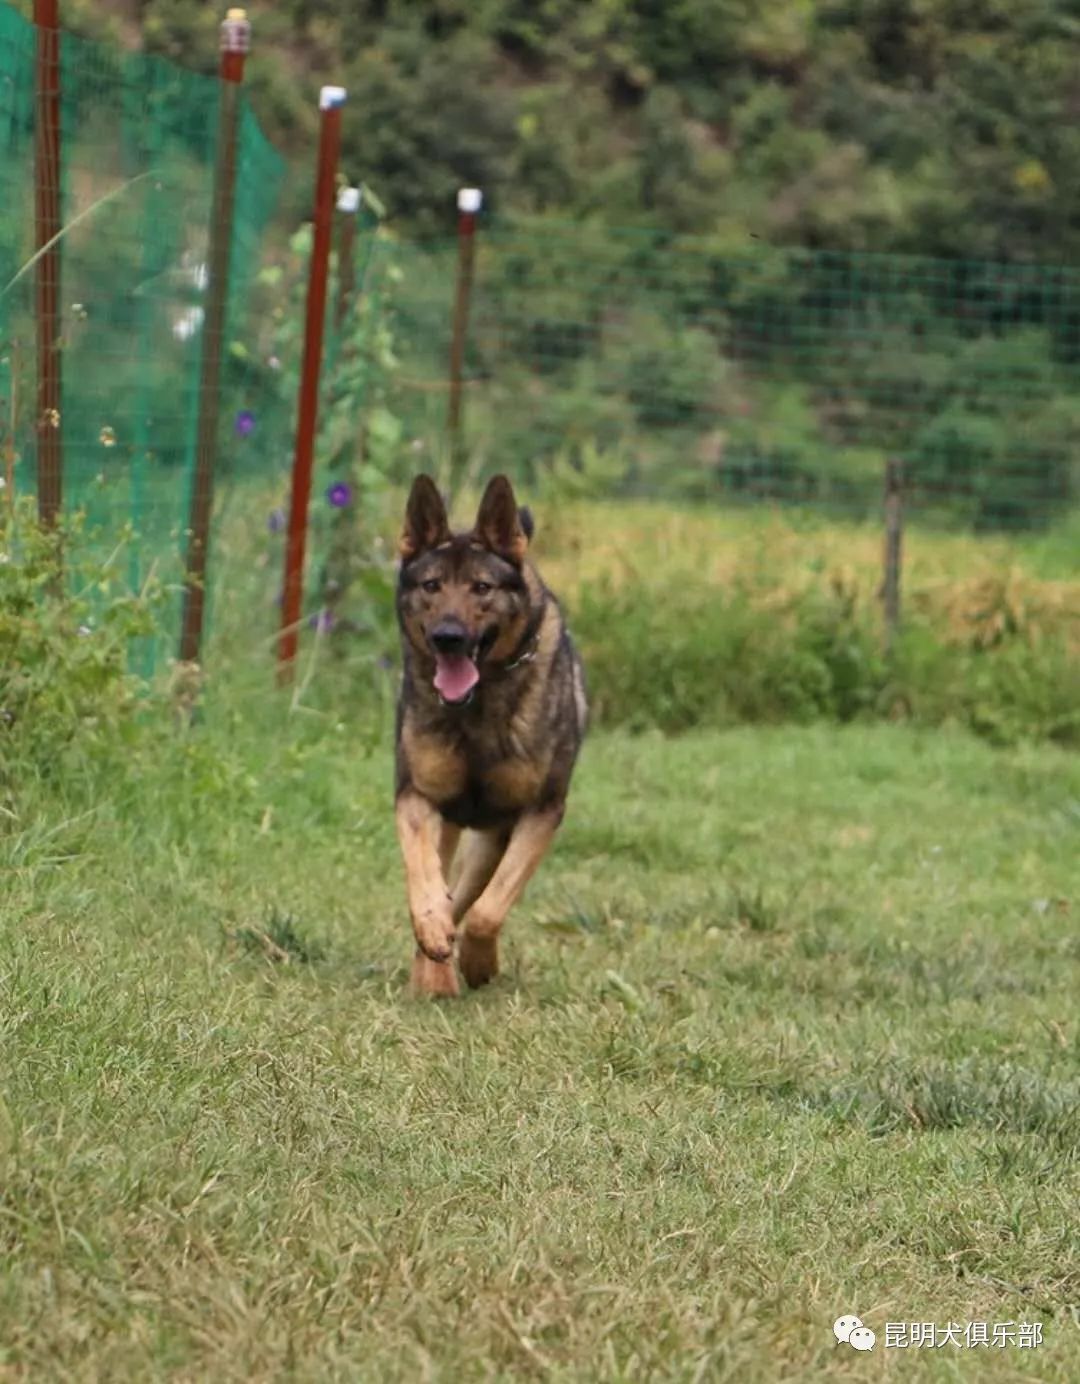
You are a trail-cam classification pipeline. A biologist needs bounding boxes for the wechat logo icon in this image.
[834,1315,876,1351]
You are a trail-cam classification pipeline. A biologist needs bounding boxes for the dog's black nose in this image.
[431,619,469,655]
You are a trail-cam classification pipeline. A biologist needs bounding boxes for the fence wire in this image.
[380,222,1080,535]
[0,1,283,671]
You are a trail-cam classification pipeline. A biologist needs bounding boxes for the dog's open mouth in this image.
[433,652,479,704]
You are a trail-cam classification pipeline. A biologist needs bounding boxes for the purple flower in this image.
[326,481,352,508]
[309,608,335,633]
[234,409,256,438]
[267,507,285,534]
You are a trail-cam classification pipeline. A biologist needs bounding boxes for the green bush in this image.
[0,500,161,781]
[572,576,886,733]
[570,573,1080,747]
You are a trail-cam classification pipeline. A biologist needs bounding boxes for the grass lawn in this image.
[2,714,1078,1380]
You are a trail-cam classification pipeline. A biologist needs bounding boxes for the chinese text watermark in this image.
[834,1315,1043,1352]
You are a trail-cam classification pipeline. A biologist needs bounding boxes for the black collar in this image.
[498,599,545,672]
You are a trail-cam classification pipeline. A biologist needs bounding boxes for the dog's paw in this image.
[410,950,460,998]
[459,931,499,989]
[414,908,456,963]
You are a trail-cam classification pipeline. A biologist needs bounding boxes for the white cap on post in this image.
[221,7,251,53]
[319,85,347,110]
[337,186,362,214]
[457,187,483,214]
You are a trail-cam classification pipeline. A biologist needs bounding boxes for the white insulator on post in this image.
[221,8,250,53]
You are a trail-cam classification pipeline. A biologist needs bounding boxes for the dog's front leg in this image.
[458,806,562,988]
[395,788,459,997]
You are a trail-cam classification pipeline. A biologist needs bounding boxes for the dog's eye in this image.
[421,579,441,594]
[472,581,493,596]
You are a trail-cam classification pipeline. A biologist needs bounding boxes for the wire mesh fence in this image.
[0,0,283,672]
[379,222,1080,537]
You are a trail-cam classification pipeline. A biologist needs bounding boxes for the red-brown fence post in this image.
[177,6,250,668]
[33,0,63,530]
[447,186,481,479]
[277,85,346,686]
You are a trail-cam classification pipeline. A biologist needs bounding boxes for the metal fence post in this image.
[334,185,361,333]
[178,6,250,668]
[882,456,904,654]
[447,186,481,480]
[33,0,62,530]
[277,85,346,685]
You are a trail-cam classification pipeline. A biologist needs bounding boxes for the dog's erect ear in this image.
[474,475,528,562]
[400,475,450,559]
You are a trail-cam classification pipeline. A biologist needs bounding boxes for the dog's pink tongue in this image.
[434,654,479,703]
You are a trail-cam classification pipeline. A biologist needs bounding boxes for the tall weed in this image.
[571,567,1080,745]
[0,500,161,786]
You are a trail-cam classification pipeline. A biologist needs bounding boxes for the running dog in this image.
[394,474,587,996]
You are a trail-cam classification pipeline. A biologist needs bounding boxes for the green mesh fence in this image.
[0,1,283,671]
[378,222,1080,536]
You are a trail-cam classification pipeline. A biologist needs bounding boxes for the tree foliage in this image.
[38,0,1080,258]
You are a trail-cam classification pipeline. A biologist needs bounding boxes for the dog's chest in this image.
[403,720,550,819]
